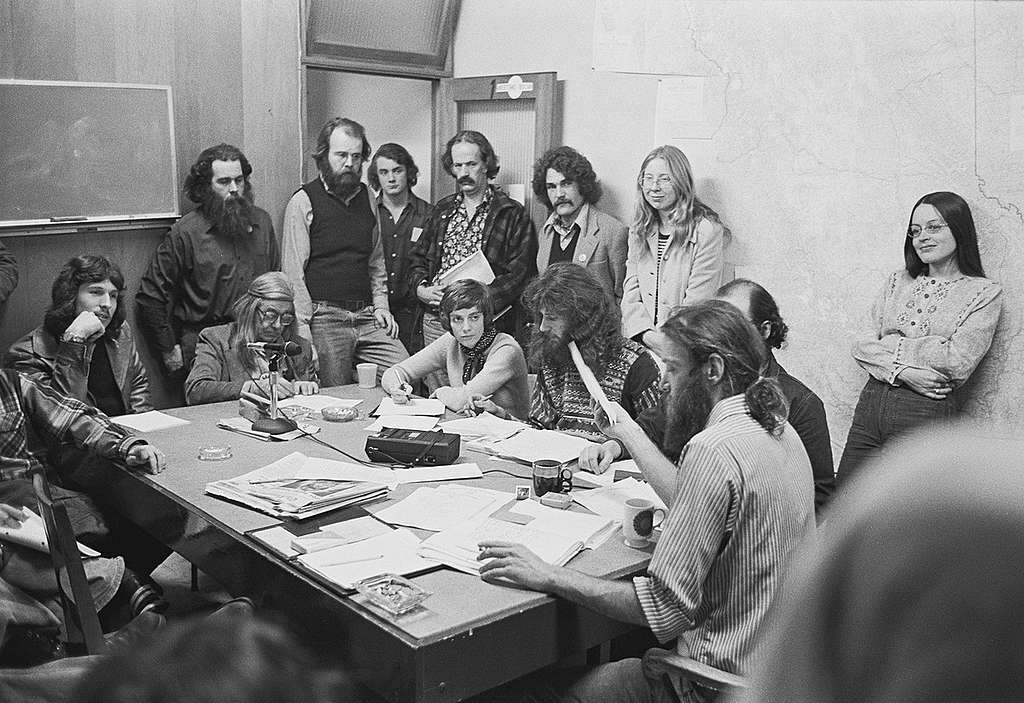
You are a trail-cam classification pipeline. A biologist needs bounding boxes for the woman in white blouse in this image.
[838,192,1002,483]
[621,145,726,346]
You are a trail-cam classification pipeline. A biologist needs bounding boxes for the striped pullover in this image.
[634,395,815,700]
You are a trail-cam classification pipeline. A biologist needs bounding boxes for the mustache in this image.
[457,176,476,185]
[553,198,571,207]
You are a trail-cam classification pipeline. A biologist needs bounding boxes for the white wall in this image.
[453,0,1024,454]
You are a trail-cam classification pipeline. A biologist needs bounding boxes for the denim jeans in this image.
[309,302,409,387]
[420,310,451,392]
[838,378,956,485]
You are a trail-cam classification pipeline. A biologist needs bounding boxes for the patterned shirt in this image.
[633,395,815,699]
[853,270,1002,386]
[530,338,661,441]
[0,370,143,483]
[436,187,493,281]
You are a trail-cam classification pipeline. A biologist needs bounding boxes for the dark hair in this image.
[531,146,602,209]
[184,144,252,204]
[523,263,621,371]
[312,117,371,168]
[660,300,789,436]
[904,192,986,278]
[716,278,789,349]
[441,130,500,179]
[73,617,343,703]
[439,279,494,333]
[368,142,419,191]
[43,255,126,339]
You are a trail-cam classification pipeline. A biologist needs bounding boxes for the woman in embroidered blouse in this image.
[838,192,1002,483]
[381,279,529,417]
[621,145,726,346]
[185,272,318,405]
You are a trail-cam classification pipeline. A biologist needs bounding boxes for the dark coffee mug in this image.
[532,459,572,497]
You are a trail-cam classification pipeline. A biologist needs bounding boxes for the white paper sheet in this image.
[292,515,393,553]
[478,428,594,465]
[298,528,436,589]
[435,248,496,287]
[570,478,666,524]
[373,398,445,417]
[0,508,99,556]
[364,415,439,433]
[110,410,190,433]
[568,341,618,424]
[438,412,524,441]
[371,484,509,532]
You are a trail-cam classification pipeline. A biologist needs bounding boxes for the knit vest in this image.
[535,339,648,441]
[547,226,580,266]
[301,180,374,303]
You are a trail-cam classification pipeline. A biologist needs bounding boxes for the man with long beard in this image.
[476,301,815,703]
[281,117,406,386]
[137,144,279,382]
[476,263,660,441]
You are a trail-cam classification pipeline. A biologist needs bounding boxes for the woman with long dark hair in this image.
[837,192,1002,483]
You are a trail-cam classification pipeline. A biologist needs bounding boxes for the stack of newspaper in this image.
[205,453,389,519]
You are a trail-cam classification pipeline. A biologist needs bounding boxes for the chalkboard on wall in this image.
[0,79,178,230]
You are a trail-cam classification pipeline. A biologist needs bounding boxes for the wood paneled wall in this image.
[0,0,301,407]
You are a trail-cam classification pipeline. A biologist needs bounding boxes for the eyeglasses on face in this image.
[907,222,949,239]
[257,307,295,326]
[640,174,674,189]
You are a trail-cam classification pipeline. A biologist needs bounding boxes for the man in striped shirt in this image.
[478,300,815,702]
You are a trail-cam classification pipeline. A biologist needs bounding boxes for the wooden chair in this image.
[30,471,105,655]
[642,647,747,698]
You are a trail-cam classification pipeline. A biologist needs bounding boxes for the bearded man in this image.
[477,300,815,703]
[281,117,407,386]
[478,263,660,441]
[137,144,279,379]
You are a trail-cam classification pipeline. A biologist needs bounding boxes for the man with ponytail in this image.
[476,301,814,703]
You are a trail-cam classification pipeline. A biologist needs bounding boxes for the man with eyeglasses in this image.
[137,144,279,389]
[282,117,408,387]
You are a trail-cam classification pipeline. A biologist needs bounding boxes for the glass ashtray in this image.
[321,406,360,422]
[198,445,232,461]
[279,405,313,421]
[354,573,430,615]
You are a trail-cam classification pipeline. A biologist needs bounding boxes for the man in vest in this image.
[281,117,408,386]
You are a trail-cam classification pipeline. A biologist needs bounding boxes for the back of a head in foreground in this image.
[73,616,347,703]
[734,426,1024,703]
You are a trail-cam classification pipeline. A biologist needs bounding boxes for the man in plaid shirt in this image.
[408,130,537,387]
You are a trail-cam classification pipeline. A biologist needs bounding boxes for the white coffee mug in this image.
[623,497,666,548]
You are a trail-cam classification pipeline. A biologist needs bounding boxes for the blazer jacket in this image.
[536,205,629,303]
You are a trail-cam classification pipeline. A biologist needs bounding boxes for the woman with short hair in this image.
[381,279,529,417]
[185,272,318,405]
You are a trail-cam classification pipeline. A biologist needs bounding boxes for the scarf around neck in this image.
[461,327,498,384]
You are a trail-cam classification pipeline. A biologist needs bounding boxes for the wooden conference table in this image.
[101,386,652,702]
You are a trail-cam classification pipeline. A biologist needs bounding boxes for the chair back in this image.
[31,471,105,655]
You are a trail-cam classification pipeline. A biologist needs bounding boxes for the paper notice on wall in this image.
[655,76,727,142]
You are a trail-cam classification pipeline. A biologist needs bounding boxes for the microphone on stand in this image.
[246,341,302,356]
[248,340,301,435]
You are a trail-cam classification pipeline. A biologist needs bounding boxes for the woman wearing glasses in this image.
[837,192,1002,483]
[621,145,727,345]
[185,272,318,405]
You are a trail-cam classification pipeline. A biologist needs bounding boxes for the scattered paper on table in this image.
[371,484,509,532]
[364,415,439,433]
[298,528,436,589]
[438,412,524,441]
[571,478,666,524]
[374,397,445,417]
[111,410,190,433]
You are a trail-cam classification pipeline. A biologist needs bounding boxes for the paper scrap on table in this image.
[571,477,666,524]
[364,415,439,433]
[371,484,509,532]
[111,410,190,433]
[568,341,618,424]
[373,397,445,417]
[298,528,436,590]
[574,459,643,489]
[292,515,393,553]
[278,395,362,411]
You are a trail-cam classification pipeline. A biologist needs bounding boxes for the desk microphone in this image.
[246,341,302,356]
